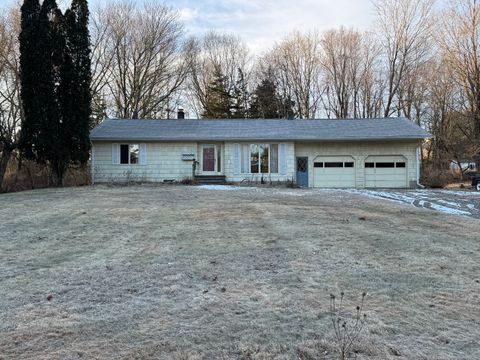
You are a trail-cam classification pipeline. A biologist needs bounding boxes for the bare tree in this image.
[267,31,322,118]
[374,0,434,117]
[355,32,385,119]
[89,4,116,125]
[320,27,369,118]
[439,0,480,164]
[98,1,191,119]
[186,31,250,117]
[0,7,22,191]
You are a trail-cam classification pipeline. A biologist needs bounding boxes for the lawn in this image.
[0,185,479,359]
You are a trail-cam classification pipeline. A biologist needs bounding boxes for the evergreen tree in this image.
[202,67,232,119]
[19,0,56,163]
[231,68,249,118]
[19,0,92,185]
[65,0,91,164]
[40,0,65,184]
[250,73,296,119]
[250,77,280,118]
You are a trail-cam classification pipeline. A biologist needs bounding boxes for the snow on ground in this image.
[195,185,479,218]
[196,185,246,190]
[344,188,477,217]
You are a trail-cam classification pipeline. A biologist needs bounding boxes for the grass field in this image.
[1,185,479,359]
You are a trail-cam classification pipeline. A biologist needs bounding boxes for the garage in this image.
[313,156,356,188]
[364,155,407,188]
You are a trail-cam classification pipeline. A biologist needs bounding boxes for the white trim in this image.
[91,143,95,185]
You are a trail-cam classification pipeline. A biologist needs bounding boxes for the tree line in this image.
[1,0,480,190]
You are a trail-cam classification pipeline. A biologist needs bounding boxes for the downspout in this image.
[91,141,95,185]
[416,143,424,188]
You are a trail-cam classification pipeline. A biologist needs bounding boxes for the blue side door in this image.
[296,157,308,187]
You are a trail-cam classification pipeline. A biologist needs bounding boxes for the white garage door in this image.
[364,156,407,188]
[313,156,356,188]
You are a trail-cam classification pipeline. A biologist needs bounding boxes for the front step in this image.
[194,175,227,185]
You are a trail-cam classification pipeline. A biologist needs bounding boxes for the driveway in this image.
[346,188,480,219]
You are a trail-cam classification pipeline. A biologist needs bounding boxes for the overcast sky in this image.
[0,0,450,54]
[169,0,375,53]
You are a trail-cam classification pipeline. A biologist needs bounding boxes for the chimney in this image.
[287,110,294,120]
[177,108,185,119]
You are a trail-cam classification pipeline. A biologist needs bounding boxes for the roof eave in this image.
[90,136,431,142]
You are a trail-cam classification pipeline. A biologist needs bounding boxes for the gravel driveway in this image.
[346,188,480,219]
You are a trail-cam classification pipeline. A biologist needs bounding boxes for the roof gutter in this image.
[90,137,429,142]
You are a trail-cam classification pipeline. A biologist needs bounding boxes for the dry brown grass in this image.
[1,157,90,192]
[0,185,479,359]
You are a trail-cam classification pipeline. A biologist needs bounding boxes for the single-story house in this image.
[89,116,431,188]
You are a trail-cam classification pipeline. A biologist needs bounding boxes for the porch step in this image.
[194,175,227,185]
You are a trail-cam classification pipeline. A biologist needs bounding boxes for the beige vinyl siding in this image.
[92,141,196,182]
[223,142,296,182]
[295,141,419,188]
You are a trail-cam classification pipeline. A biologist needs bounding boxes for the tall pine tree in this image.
[231,68,249,118]
[250,78,280,118]
[19,0,91,185]
[65,0,91,164]
[202,67,232,119]
[19,0,57,164]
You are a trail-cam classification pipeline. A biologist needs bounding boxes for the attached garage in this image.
[364,155,407,188]
[313,156,355,188]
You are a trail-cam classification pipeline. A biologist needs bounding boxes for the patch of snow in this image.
[196,185,247,191]
[436,199,463,208]
[343,189,415,205]
[427,203,471,216]
[437,190,480,197]
[467,204,476,210]
[345,189,472,217]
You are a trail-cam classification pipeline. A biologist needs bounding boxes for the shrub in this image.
[180,177,197,185]
[421,166,455,188]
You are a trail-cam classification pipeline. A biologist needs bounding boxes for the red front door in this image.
[203,146,215,172]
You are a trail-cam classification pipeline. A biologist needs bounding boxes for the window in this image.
[325,162,343,168]
[365,162,375,168]
[250,144,259,173]
[376,162,395,168]
[120,144,139,165]
[217,147,221,172]
[344,162,354,168]
[396,162,406,168]
[260,144,269,173]
[242,144,278,174]
[314,162,324,168]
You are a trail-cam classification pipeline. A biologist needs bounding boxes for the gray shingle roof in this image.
[90,117,431,142]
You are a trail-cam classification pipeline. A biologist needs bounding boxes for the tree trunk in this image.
[50,161,66,187]
[0,148,13,192]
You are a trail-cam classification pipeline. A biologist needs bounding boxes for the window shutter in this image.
[279,143,286,175]
[112,143,120,165]
[140,144,147,165]
[233,143,241,175]
[242,144,250,174]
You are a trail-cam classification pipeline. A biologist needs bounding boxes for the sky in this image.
[168,0,375,54]
[0,0,376,53]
